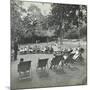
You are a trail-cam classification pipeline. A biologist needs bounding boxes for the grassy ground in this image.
[11,40,87,90]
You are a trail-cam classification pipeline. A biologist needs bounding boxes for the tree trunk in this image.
[59,24,63,45]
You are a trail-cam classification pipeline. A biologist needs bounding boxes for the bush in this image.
[65,31,79,39]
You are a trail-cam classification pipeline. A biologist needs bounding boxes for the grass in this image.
[11,40,87,90]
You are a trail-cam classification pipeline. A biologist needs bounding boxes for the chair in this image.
[36,58,49,71]
[75,53,84,65]
[50,54,64,69]
[18,61,32,80]
[64,53,75,65]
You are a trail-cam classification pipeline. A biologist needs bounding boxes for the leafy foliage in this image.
[48,3,87,40]
[11,0,87,44]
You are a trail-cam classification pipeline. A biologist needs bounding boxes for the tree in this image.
[48,4,87,44]
[11,0,26,44]
[20,4,46,43]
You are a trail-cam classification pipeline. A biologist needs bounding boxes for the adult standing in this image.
[14,39,18,61]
